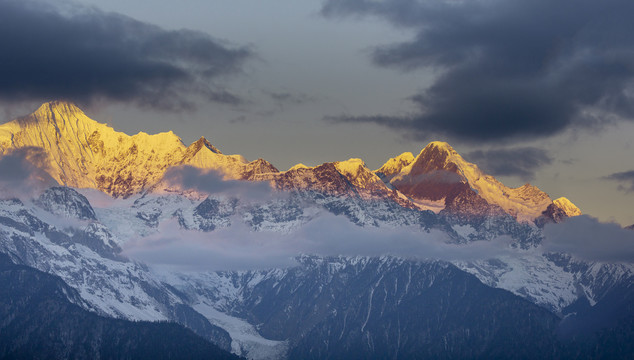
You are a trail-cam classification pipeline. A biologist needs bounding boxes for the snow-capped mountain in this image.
[0,101,630,359]
[0,101,277,198]
[388,141,554,222]
[1,101,574,223]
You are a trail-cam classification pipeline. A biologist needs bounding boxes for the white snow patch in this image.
[452,224,476,239]
[193,303,288,360]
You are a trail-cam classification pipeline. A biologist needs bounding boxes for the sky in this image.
[0,0,633,226]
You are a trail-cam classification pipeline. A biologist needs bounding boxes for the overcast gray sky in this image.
[1,0,633,226]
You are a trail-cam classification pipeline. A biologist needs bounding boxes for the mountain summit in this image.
[0,101,578,222]
[383,141,554,222]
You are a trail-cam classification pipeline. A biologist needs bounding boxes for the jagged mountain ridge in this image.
[0,101,576,222]
[0,101,277,198]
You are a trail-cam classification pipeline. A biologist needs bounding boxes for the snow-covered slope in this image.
[374,152,414,183]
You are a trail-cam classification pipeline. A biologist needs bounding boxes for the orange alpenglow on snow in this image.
[0,101,582,223]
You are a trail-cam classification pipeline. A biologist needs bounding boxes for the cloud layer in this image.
[123,211,634,271]
[0,0,251,109]
[323,0,634,143]
[122,213,518,271]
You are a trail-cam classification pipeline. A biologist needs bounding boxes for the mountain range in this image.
[0,101,578,223]
[0,101,631,359]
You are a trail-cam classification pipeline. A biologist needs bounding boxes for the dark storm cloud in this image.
[464,147,553,181]
[0,0,252,110]
[542,215,634,263]
[322,0,634,142]
[604,170,634,193]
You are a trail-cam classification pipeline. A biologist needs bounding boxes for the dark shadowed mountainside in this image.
[0,253,242,360]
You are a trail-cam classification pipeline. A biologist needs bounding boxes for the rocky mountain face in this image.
[216,257,563,359]
[536,197,583,226]
[35,186,97,220]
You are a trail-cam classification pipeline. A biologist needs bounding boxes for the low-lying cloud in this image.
[322,0,634,143]
[0,0,251,110]
[161,166,277,201]
[122,207,634,271]
[122,213,516,271]
[542,215,634,263]
[0,147,56,198]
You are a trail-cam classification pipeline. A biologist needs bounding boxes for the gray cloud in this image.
[265,91,314,106]
[161,166,276,201]
[0,147,56,198]
[604,170,634,193]
[322,0,634,143]
[542,215,634,263]
[465,147,553,181]
[0,0,251,110]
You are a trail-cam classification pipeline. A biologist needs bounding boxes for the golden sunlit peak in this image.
[336,158,366,168]
[553,197,582,217]
[395,152,415,162]
[411,141,460,164]
[375,152,414,174]
[334,158,368,177]
[423,141,456,153]
[35,100,84,117]
[288,163,310,171]
[22,100,99,131]
[188,136,222,155]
